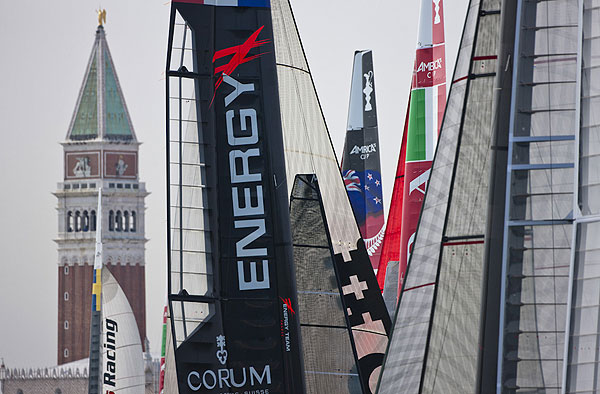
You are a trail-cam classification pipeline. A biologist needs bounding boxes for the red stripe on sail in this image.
[376,100,409,291]
[442,240,485,246]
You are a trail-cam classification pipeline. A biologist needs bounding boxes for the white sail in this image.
[101,268,145,394]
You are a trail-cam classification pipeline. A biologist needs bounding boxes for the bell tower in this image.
[55,20,148,365]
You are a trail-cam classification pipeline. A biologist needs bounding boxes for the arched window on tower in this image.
[116,211,122,232]
[83,211,89,232]
[123,211,129,232]
[90,210,97,231]
[109,211,114,231]
[131,211,137,233]
[75,211,81,232]
[67,211,73,233]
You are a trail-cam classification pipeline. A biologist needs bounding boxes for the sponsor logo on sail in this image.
[416,57,443,73]
[187,334,272,391]
[414,46,446,87]
[211,26,270,106]
[103,319,118,389]
[280,297,295,352]
[216,335,228,365]
[350,143,377,160]
[212,28,272,293]
[363,70,374,111]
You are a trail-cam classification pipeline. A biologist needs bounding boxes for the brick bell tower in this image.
[55,21,148,365]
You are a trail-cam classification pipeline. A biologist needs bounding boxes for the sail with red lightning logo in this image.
[165,1,304,393]
[165,1,390,393]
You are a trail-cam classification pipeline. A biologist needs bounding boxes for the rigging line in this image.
[275,63,309,73]
[300,323,348,330]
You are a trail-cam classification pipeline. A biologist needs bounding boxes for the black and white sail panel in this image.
[377,0,501,392]
[271,1,391,392]
[166,2,304,393]
[290,174,362,393]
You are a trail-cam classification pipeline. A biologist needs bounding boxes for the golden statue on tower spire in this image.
[97,9,106,26]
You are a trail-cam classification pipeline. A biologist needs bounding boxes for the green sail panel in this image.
[71,53,98,139]
[104,48,132,139]
[406,88,427,162]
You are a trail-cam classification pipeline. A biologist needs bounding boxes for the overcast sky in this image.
[0,0,468,367]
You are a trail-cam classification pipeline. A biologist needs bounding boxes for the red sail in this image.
[376,102,409,290]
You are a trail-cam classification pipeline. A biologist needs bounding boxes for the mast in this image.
[88,189,103,394]
[376,0,502,391]
[341,50,385,271]
[87,188,145,394]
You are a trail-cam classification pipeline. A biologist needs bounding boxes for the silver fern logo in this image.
[216,335,227,365]
[363,71,374,111]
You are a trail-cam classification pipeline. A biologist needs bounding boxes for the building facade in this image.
[0,358,160,394]
[54,23,148,365]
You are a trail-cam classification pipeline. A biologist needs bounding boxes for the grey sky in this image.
[0,0,468,367]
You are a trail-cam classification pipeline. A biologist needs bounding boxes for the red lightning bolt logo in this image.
[280,297,295,315]
[211,25,270,106]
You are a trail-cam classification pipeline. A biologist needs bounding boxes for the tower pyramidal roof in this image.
[66,23,137,142]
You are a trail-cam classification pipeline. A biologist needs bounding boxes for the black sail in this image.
[165,2,304,393]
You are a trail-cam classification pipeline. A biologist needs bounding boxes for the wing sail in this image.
[166,2,305,393]
[341,50,385,270]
